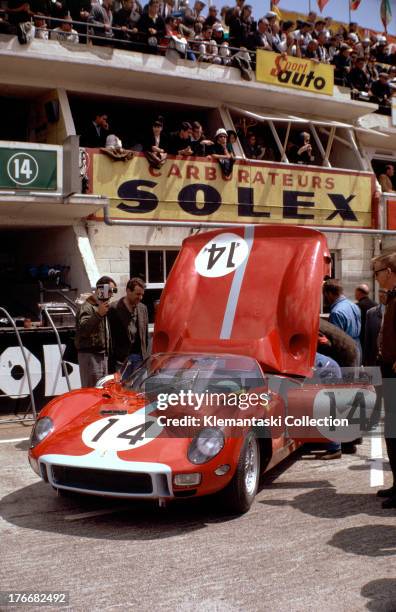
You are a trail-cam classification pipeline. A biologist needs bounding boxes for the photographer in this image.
[75,275,117,388]
[108,277,149,374]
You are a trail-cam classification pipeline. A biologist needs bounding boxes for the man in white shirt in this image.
[50,15,79,43]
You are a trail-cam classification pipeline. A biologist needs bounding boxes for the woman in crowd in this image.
[211,127,235,177]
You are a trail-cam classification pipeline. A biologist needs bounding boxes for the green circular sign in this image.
[6,152,39,186]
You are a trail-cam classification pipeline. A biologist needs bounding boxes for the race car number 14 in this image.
[82,413,163,451]
[195,233,249,278]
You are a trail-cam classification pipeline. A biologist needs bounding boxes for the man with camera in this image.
[108,277,149,375]
[75,275,117,387]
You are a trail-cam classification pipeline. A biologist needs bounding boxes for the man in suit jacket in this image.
[108,277,149,373]
[80,111,109,147]
[355,283,377,349]
[364,289,387,366]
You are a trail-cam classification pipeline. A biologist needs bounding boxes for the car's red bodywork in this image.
[29,226,372,507]
[153,225,331,376]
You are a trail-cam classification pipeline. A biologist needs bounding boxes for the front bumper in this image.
[38,451,174,500]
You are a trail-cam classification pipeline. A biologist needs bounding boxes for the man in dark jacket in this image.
[80,111,109,147]
[168,121,193,156]
[364,290,386,366]
[332,44,352,86]
[369,72,392,107]
[355,283,377,349]
[348,57,370,96]
[108,277,149,374]
[372,253,396,507]
[75,275,117,387]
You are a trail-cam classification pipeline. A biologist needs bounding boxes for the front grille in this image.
[51,465,153,494]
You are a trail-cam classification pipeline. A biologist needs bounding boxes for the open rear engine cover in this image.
[153,225,331,377]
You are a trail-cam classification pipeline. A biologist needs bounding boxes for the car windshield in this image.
[121,353,265,395]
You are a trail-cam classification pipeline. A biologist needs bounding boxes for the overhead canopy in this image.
[226,105,389,137]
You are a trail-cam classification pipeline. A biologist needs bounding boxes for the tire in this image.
[221,431,260,514]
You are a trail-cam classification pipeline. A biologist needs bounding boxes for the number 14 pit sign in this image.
[0,147,58,190]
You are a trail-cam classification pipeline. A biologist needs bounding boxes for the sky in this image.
[247,1,396,36]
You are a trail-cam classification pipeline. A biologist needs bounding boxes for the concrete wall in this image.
[86,221,191,289]
[86,221,383,304]
[325,232,378,301]
[28,90,67,145]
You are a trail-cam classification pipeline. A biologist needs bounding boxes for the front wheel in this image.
[221,431,260,514]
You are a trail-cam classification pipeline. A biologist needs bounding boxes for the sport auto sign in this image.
[0,147,58,190]
[256,50,334,96]
[90,153,374,228]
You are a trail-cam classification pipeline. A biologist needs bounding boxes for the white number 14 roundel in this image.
[82,412,162,451]
[195,233,249,278]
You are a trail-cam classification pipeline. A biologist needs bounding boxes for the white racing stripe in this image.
[370,436,384,488]
[0,437,29,444]
[220,226,255,339]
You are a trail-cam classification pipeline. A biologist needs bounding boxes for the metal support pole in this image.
[309,123,331,167]
[324,126,336,166]
[0,307,37,419]
[268,120,289,163]
[42,306,73,392]
[103,204,396,235]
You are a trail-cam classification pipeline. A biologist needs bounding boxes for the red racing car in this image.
[29,226,376,513]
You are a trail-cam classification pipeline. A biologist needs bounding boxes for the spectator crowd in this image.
[81,110,326,176]
[1,0,396,106]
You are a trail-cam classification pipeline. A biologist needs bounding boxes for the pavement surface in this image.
[0,422,395,612]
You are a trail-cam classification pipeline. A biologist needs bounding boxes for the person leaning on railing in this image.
[60,0,90,42]
[112,0,140,47]
[210,127,235,178]
[348,56,370,100]
[143,116,168,169]
[197,23,221,64]
[50,14,79,43]
[332,43,352,86]
[34,12,48,38]
[88,0,114,45]
[137,0,165,54]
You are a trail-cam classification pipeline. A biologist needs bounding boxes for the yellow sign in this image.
[256,50,334,96]
[91,153,373,227]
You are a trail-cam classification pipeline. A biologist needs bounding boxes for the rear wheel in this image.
[221,431,260,514]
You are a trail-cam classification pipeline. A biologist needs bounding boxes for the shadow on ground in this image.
[0,480,244,541]
[328,525,396,557]
[260,487,396,519]
[361,578,396,611]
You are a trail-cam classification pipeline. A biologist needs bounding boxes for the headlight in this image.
[188,427,224,464]
[30,417,54,448]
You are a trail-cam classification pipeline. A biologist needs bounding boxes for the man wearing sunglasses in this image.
[75,275,117,388]
[372,253,396,508]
